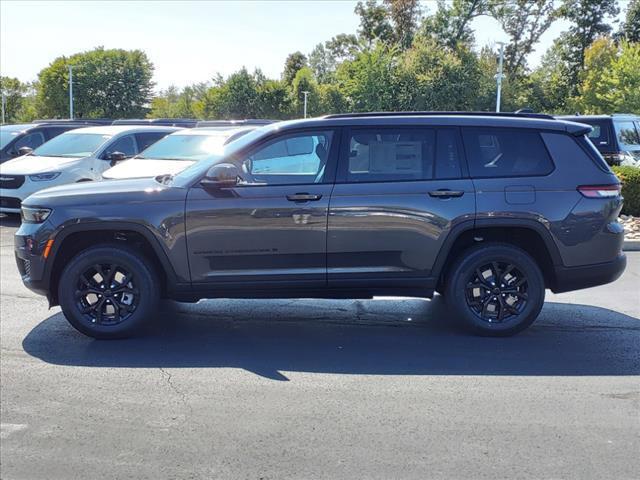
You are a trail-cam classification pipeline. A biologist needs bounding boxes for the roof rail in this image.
[323,111,555,120]
[31,118,114,125]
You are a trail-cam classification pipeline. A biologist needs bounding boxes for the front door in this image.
[186,129,337,289]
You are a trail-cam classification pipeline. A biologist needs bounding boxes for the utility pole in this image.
[1,91,5,125]
[302,91,309,118]
[69,65,74,120]
[495,42,505,113]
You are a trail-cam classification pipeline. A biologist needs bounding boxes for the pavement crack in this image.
[158,367,192,419]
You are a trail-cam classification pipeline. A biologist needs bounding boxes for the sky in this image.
[0,0,628,92]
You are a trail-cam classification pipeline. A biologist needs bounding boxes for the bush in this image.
[612,165,640,216]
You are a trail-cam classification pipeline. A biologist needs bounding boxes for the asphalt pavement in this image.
[1,214,638,479]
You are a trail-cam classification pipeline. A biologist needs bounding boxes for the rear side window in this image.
[614,121,640,148]
[345,128,435,182]
[435,129,462,179]
[585,121,610,147]
[462,128,554,178]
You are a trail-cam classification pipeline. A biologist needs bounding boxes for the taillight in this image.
[577,184,621,198]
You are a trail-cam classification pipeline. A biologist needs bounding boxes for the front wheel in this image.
[445,243,545,336]
[58,245,159,339]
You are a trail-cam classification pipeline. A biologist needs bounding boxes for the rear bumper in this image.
[551,253,627,293]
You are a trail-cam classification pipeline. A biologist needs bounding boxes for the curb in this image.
[623,240,640,252]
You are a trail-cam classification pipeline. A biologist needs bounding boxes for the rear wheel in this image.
[445,243,545,336]
[58,245,159,339]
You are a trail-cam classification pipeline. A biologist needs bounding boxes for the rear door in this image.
[327,126,475,289]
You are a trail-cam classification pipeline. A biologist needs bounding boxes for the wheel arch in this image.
[46,222,179,305]
[433,219,563,290]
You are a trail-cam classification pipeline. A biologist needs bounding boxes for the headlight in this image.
[21,206,52,223]
[29,172,61,182]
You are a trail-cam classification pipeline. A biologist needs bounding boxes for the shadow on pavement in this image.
[22,297,640,380]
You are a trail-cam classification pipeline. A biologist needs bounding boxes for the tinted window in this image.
[243,131,332,185]
[346,128,435,182]
[13,131,45,152]
[462,128,553,177]
[614,121,640,148]
[44,126,74,140]
[135,132,169,152]
[585,121,609,146]
[542,132,611,173]
[104,135,136,158]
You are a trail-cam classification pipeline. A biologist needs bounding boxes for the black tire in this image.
[444,243,545,336]
[58,245,159,339]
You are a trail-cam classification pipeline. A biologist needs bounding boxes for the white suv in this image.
[0,125,180,213]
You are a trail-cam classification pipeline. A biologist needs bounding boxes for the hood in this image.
[0,155,84,175]
[23,177,184,209]
[103,158,195,179]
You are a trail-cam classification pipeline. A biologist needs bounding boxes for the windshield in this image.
[614,120,640,150]
[172,126,272,186]
[138,133,233,161]
[33,133,111,158]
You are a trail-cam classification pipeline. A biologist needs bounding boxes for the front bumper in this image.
[552,252,627,293]
[14,221,55,298]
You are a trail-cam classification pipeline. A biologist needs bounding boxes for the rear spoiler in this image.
[563,121,593,137]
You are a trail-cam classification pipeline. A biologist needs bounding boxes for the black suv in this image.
[15,112,626,338]
[557,114,640,166]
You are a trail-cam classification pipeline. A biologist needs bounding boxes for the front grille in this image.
[0,175,25,189]
[0,197,21,209]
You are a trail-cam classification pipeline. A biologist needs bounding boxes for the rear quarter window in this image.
[541,132,611,173]
[462,128,554,178]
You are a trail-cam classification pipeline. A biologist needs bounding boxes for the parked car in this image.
[0,125,180,213]
[15,112,626,339]
[112,118,198,128]
[195,119,276,128]
[1,121,109,163]
[102,126,259,180]
[557,114,640,166]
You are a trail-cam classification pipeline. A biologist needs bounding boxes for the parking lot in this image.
[0,213,638,479]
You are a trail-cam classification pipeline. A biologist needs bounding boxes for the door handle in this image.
[286,193,323,202]
[428,189,464,198]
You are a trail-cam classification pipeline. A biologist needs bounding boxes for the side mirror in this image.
[109,151,127,166]
[201,163,239,189]
[17,146,33,156]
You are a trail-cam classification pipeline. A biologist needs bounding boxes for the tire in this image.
[58,245,160,339]
[444,243,545,337]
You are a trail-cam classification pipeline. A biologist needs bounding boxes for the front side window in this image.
[104,135,137,158]
[242,131,333,185]
[614,121,640,149]
[462,128,554,178]
[346,128,435,182]
[14,132,46,152]
[33,133,111,158]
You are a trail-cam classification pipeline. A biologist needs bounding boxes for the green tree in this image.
[257,79,292,119]
[384,0,422,49]
[149,83,208,119]
[0,76,29,123]
[282,52,308,85]
[318,83,349,114]
[309,43,336,84]
[620,0,640,42]
[420,0,488,48]
[575,38,640,114]
[355,0,394,46]
[201,68,261,119]
[37,47,154,119]
[336,44,400,111]
[557,0,619,94]
[291,67,319,117]
[491,0,557,77]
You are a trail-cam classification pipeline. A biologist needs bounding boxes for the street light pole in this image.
[495,42,505,113]
[69,65,74,120]
[302,91,309,118]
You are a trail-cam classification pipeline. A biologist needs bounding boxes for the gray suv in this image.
[14,112,626,338]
